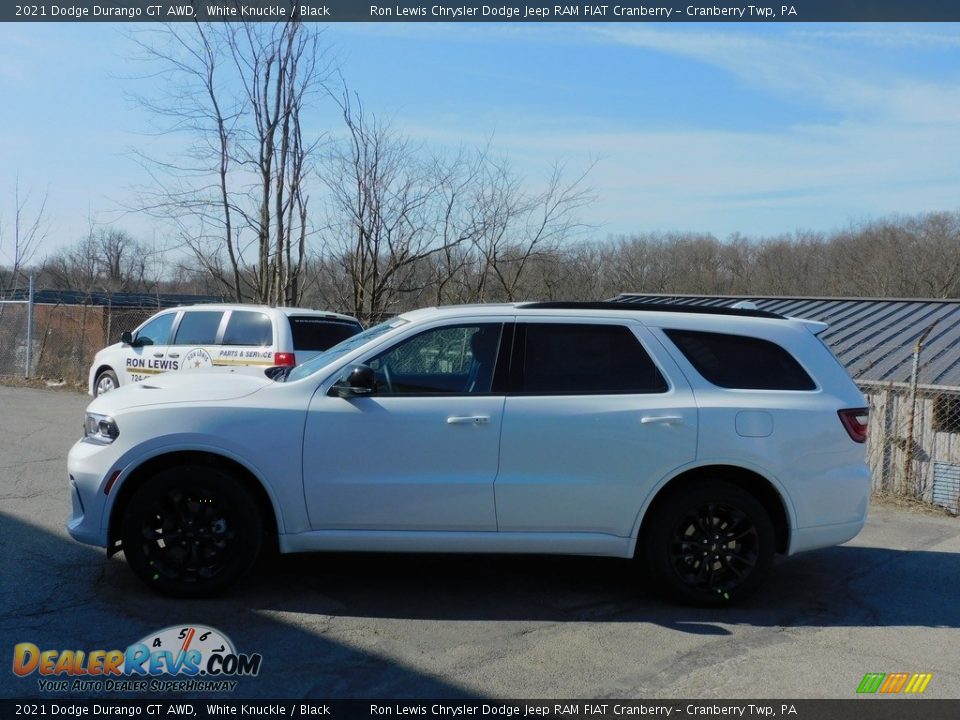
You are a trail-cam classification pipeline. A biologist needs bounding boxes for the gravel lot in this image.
[1,385,958,699]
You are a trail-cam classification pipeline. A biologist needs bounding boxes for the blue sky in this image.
[1,21,960,259]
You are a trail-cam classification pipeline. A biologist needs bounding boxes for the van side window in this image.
[223,311,273,347]
[134,313,175,346]
[665,329,816,390]
[173,311,224,346]
[516,323,667,395]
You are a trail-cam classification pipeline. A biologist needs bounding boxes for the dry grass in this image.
[0,374,86,394]
[871,491,957,517]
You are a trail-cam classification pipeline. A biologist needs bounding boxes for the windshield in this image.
[284,318,408,383]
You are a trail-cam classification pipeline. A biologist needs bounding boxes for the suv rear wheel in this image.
[120,465,262,597]
[644,481,774,606]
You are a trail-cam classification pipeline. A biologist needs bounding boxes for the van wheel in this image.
[120,465,262,597]
[644,481,774,606]
[94,369,119,397]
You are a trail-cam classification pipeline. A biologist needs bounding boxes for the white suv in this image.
[87,304,363,396]
[67,302,870,605]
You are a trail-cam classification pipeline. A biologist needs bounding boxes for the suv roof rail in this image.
[518,301,784,319]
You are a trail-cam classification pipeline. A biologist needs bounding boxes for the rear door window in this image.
[289,316,363,351]
[172,311,224,345]
[223,311,273,347]
[664,329,816,390]
[514,323,668,394]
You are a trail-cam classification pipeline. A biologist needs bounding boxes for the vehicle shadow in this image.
[250,542,960,633]
[0,511,474,700]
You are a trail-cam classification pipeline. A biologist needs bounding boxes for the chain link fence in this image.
[0,288,167,385]
[0,300,31,377]
[33,303,158,384]
[861,380,960,514]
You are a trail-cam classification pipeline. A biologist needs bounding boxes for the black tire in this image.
[120,465,262,598]
[644,481,775,607]
[94,369,119,397]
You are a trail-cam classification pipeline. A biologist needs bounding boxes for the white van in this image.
[88,304,363,396]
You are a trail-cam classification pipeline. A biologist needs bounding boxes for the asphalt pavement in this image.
[1,385,958,699]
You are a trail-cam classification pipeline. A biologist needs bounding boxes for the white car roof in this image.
[156,304,361,324]
[395,301,798,328]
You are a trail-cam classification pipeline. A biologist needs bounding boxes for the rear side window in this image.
[223,311,273,347]
[516,323,667,395]
[289,316,362,351]
[665,329,815,390]
[173,311,224,346]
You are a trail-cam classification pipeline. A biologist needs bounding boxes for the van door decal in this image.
[182,348,213,370]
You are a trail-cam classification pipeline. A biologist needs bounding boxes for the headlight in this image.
[83,413,119,443]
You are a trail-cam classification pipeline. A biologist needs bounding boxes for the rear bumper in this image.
[787,460,871,555]
[788,518,866,555]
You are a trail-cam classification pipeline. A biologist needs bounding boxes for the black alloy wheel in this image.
[645,481,774,606]
[120,465,262,597]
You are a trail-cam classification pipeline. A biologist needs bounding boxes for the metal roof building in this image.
[614,294,960,388]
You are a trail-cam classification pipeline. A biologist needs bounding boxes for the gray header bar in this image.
[5,0,960,22]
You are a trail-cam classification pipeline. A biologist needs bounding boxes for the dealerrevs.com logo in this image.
[12,625,261,693]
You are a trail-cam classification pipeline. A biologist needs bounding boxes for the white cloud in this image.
[791,26,960,50]
[397,116,960,236]
[588,26,960,125]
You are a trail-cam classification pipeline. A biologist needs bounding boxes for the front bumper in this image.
[66,438,119,548]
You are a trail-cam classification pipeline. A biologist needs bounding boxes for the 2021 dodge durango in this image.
[67,301,870,605]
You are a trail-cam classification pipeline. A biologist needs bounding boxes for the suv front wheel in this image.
[644,481,775,606]
[120,465,262,597]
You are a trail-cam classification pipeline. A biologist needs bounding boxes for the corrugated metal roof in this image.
[614,294,960,388]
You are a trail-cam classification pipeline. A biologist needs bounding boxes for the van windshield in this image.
[284,318,407,383]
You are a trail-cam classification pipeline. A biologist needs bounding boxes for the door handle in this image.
[153,352,165,358]
[447,416,490,425]
[641,415,684,425]
[167,353,180,358]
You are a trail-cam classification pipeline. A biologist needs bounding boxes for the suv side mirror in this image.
[120,331,134,346]
[331,364,376,398]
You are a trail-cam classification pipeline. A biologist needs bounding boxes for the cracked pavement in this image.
[0,385,958,699]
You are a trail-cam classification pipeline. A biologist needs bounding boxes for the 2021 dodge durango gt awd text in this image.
[67,301,871,606]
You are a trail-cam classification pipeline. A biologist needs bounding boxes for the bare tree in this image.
[130,18,331,306]
[44,228,160,295]
[0,176,48,294]
[316,95,484,322]
[468,161,593,302]
[906,212,960,298]
[313,92,594,321]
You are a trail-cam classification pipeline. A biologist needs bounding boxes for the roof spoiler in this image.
[790,317,829,335]
[729,301,828,335]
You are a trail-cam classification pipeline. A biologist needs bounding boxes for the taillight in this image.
[273,352,296,367]
[838,408,869,443]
